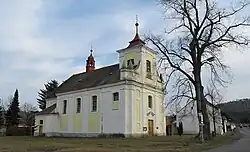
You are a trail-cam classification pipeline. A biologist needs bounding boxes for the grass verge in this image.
[0,132,238,152]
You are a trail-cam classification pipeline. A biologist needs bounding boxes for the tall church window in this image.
[92,96,97,112]
[146,60,151,73]
[148,95,153,109]
[146,60,152,79]
[63,100,67,114]
[76,98,81,113]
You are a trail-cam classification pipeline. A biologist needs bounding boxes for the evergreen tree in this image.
[0,104,4,128]
[37,80,59,110]
[5,89,20,127]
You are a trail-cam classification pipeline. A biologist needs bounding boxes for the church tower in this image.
[86,49,95,72]
[117,17,162,85]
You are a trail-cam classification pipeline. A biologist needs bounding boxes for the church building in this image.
[35,19,166,137]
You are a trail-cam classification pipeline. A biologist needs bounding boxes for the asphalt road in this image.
[204,127,250,152]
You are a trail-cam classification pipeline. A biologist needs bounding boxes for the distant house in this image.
[221,111,236,133]
[165,115,177,135]
[176,101,224,135]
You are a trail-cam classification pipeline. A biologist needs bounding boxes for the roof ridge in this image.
[73,63,119,76]
[55,63,121,94]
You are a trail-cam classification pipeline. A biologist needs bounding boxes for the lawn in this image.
[0,133,237,152]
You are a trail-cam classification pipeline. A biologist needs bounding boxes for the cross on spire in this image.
[127,15,146,48]
[135,15,139,34]
[90,45,93,55]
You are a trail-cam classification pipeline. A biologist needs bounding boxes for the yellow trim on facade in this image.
[136,89,140,98]
[135,89,141,134]
[88,113,100,132]
[73,113,82,132]
[136,99,140,121]
[112,102,120,110]
[60,115,68,131]
[136,122,141,133]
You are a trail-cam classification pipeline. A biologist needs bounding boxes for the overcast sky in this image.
[0,0,250,106]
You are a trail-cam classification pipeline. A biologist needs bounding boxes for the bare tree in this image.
[3,95,13,110]
[20,103,37,128]
[147,0,250,141]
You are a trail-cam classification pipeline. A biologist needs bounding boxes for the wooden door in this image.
[148,120,154,136]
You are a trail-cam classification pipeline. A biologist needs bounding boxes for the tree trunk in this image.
[194,65,206,142]
[212,101,216,137]
[194,67,211,141]
[201,86,212,140]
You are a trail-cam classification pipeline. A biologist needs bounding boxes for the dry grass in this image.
[0,133,236,152]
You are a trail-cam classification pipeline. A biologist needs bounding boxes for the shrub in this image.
[97,134,107,138]
[97,133,125,138]
[6,126,31,136]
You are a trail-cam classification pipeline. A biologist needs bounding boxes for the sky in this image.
[0,0,250,106]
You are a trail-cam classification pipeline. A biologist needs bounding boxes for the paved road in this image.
[204,127,250,152]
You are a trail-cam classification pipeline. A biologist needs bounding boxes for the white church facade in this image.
[35,20,166,137]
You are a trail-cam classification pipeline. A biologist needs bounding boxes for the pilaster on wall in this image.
[131,87,135,135]
[68,96,73,133]
[126,87,133,135]
[135,89,141,134]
